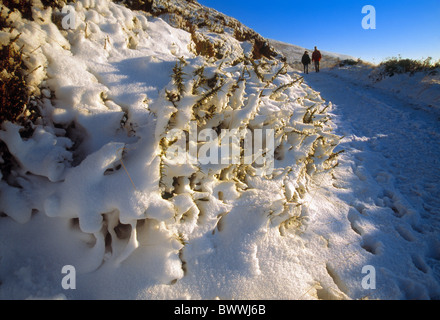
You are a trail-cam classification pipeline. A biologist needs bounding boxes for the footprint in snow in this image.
[411,254,429,274]
[395,225,416,242]
[360,235,384,255]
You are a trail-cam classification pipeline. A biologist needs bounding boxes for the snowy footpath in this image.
[301,69,440,299]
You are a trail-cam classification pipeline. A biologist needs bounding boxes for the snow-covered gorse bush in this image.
[0,0,341,282]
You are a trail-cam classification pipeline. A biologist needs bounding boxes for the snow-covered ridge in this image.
[269,39,357,70]
[118,0,280,60]
[0,0,342,298]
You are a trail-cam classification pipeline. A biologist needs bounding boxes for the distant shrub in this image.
[379,56,440,77]
[338,59,359,67]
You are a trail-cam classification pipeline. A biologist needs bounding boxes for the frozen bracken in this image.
[0,0,340,296]
[1,0,438,300]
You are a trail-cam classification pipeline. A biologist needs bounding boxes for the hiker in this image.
[312,46,322,72]
[301,51,311,74]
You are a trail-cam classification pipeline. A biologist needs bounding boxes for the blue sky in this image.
[197,0,440,64]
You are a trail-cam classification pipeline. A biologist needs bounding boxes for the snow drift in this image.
[0,0,344,299]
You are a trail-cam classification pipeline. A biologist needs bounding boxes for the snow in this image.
[0,0,439,300]
[325,64,440,113]
[301,69,440,299]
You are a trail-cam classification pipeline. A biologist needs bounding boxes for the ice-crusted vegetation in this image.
[0,0,348,299]
[0,0,339,268]
[1,0,439,302]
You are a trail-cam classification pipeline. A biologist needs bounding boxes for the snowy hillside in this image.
[0,0,342,299]
[0,0,439,301]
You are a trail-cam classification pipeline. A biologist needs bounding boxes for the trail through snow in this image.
[302,70,440,299]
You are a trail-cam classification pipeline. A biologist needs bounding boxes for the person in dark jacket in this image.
[312,46,322,72]
[301,51,311,74]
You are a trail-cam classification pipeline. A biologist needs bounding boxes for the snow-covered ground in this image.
[0,0,439,300]
[324,64,440,113]
[301,69,440,300]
